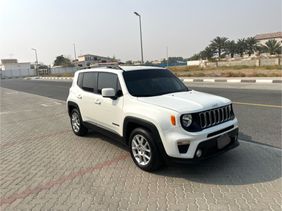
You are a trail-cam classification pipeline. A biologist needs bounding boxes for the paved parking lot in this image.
[0,87,281,210]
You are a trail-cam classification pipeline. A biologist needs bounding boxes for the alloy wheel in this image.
[131,134,152,166]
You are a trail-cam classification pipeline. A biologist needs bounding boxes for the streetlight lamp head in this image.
[134,12,140,16]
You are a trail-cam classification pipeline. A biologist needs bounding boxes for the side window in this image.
[82,72,98,92]
[77,73,83,88]
[97,73,119,94]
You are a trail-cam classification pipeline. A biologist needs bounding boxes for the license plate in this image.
[217,134,231,149]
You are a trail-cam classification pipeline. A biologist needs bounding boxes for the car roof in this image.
[77,65,165,73]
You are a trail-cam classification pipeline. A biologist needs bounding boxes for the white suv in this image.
[67,66,239,171]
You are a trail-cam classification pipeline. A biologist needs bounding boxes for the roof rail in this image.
[89,63,123,70]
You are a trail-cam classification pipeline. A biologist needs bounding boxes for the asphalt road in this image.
[1,79,281,148]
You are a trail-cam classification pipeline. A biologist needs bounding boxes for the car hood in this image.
[137,90,231,113]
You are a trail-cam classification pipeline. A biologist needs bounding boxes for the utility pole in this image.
[31,48,38,76]
[73,43,77,60]
[166,46,169,67]
[134,12,144,64]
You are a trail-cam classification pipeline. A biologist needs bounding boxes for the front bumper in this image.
[157,118,239,163]
[164,128,239,164]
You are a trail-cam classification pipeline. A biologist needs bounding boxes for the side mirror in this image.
[102,88,116,99]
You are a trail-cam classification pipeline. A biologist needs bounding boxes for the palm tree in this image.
[245,37,258,56]
[210,36,228,58]
[225,40,237,58]
[262,39,282,55]
[236,39,247,57]
[200,46,214,60]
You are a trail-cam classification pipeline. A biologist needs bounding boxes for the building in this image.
[0,59,34,79]
[255,32,282,45]
[74,54,116,68]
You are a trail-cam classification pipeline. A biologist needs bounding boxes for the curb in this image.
[35,77,73,80]
[183,78,282,83]
[30,77,282,84]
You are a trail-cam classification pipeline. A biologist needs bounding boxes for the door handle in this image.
[77,95,82,99]
[95,100,101,105]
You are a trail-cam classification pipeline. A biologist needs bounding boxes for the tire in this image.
[129,128,163,172]
[70,108,88,136]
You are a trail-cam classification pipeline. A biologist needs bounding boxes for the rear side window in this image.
[77,73,83,88]
[81,72,98,92]
[97,73,119,94]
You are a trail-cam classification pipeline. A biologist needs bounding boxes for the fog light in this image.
[196,149,202,158]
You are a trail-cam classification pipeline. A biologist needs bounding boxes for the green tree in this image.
[188,54,201,61]
[125,60,133,65]
[262,39,282,55]
[54,55,73,67]
[245,37,258,56]
[210,36,228,58]
[225,40,237,58]
[200,46,214,60]
[236,39,247,57]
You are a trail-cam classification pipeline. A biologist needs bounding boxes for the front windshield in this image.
[123,69,189,97]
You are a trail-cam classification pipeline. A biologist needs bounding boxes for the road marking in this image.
[233,101,282,109]
[41,102,63,107]
[239,139,281,152]
[0,109,32,115]
[5,91,18,95]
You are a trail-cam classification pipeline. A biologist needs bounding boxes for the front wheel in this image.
[129,128,163,172]
[70,108,88,136]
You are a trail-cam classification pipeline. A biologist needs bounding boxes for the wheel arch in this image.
[123,116,167,158]
[67,101,80,117]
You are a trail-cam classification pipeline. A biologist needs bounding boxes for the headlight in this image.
[181,114,192,128]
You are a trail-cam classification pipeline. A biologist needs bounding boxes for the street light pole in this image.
[73,43,77,60]
[134,12,144,64]
[166,46,169,67]
[31,48,38,76]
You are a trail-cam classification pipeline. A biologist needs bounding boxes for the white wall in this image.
[258,38,282,46]
[1,63,35,78]
[50,66,78,74]
[187,60,207,67]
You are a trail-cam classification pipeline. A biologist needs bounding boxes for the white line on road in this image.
[239,139,282,152]
[5,91,19,95]
[0,109,33,115]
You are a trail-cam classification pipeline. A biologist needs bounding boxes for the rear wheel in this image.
[129,128,163,172]
[70,108,88,136]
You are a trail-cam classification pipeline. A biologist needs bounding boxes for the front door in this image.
[94,72,124,136]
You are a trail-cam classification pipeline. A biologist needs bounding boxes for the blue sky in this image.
[0,0,281,64]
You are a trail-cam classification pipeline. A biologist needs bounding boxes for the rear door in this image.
[78,72,99,122]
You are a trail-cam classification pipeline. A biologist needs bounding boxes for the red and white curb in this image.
[183,78,282,83]
[28,77,282,83]
[27,77,73,80]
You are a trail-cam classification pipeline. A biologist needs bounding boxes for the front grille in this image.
[199,105,234,129]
